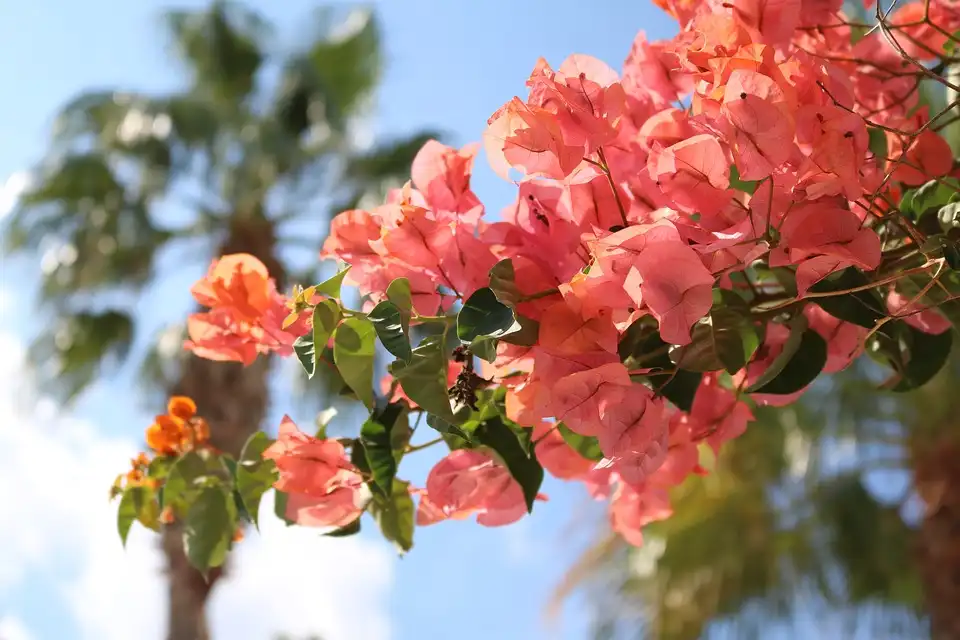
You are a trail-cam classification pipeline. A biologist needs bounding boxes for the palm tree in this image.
[4,3,437,638]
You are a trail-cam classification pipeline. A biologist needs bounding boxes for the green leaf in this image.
[470,336,499,363]
[293,335,317,378]
[182,486,236,574]
[221,455,237,481]
[913,178,959,217]
[457,287,521,344]
[867,127,887,162]
[315,266,352,298]
[368,301,413,362]
[488,259,522,307]
[162,451,221,513]
[475,417,544,512]
[390,336,457,422]
[369,479,415,554]
[425,412,471,441]
[386,277,413,333]
[333,317,377,408]
[315,407,338,439]
[747,317,827,395]
[361,402,408,497]
[295,299,343,379]
[350,438,372,473]
[498,314,540,347]
[273,490,295,526]
[312,299,342,356]
[671,308,758,374]
[890,324,953,392]
[618,316,703,411]
[939,202,960,232]
[147,456,175,481]
[556,423,603,461]
[117,486,150,546]
[899,188,917,218]
[390,410,413,460]
[729,164,759,195]
[236,432,278,530]
[807,269,887,329]
[658,370,703,412]
[324,517,362,538]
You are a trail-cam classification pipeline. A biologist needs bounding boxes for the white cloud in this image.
[0,329,395,640]
[0,172,32,219]
[0,616,35,640]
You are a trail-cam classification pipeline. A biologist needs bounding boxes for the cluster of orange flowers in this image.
[112,396,210,496]
[146,396,211,455]
[116,452,156,492]
[112,396,245,542]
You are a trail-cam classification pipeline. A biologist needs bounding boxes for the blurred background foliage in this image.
[2,2,441,638]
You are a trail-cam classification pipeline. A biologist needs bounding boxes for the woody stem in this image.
[596,147,629,227]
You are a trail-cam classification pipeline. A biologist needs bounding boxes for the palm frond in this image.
[28,309,135,401]
[6,153,170,297]
[304,7,381,125]
[163,1,267,106]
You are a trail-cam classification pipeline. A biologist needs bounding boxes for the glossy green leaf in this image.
[182,486,237,574]
[350,438,372,473]
[475,417,544,512]
[369,479,415,553]
[457,287,521,343]
[807,269,886,329]
[273,490,295,526]
[890,324,953,392]
[672,308,758,374]
[658,370,703,412]
[333,317,377,408]
[425,413,471,441]
[867,127,887,163]
[939,202,960,232]
[147,456,175,480]
[361,402,408,497]
[117,486,154,546]
[390,336,457,423]
[556,423,604,461]
[470,336,499,363]
[498,314,540,347]
[913,177,959,217]
[488,259,522,307]
[315,407,338,439]
[162,451,222,512]
[295,298,342,379]
[899,188,917,217]
[293,335,317,378]
[312,299,342,356]
[324,517,362,538]
[369,301,412,362]
[315,265,352,298]
[729,164,759,195]
[619,316,704,411]
[236,432,278,530]
[747,318,827,395]
[386,277,413,333]
[390,410,413,460]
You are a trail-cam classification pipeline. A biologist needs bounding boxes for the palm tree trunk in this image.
[914,439,960,640]
[161,217,284,640]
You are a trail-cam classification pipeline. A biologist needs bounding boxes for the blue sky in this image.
[0,2,678,640]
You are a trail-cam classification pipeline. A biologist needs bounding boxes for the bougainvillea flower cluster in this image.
[114,0,960,571]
